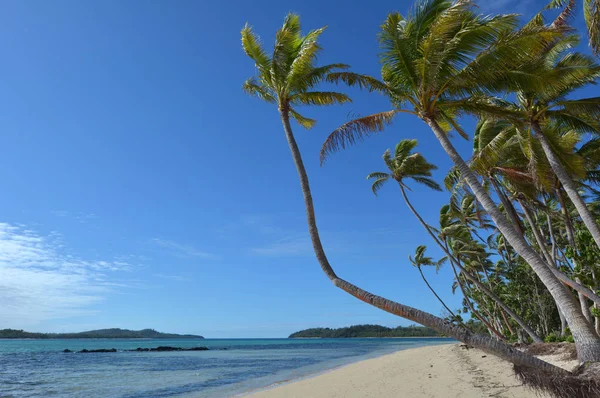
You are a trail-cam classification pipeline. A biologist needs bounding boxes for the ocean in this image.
[0,337,452,397]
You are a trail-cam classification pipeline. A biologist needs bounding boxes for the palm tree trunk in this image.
[278,107,568,373]
[517,199,556,267]
[399,184,543,342]
[555,189,594,324]
[426,117,600,362]
[489,176,525,235]
[559,309,568,337]
[451,262,506,340]
[533,122,600,253]
[553,190,594,324]
[417,266,457,319]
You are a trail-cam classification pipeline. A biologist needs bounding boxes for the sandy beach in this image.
[247,343,577,398]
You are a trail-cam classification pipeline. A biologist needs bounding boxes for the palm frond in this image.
[326,72,389,93]
[554,97,600,121]
[289,108,317,129]
[320,110,400,164]
[290,91,351,106]
[241,24,271,78]
[368,176,391,195]
[379,12,420,93]
[584,0,600,55]
[394,139,419,160]
[413,176,443,191]
[548,0,576,28]
[299,63,350,91]
[272,14,304,84]
[287,27,326,89]
[242,78,276,103]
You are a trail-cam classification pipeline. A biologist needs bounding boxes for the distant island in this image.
[0,328,204,339]
[289,324,441,338]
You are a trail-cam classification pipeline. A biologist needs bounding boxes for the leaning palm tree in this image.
[322,0,600,362]
[241,11,565,378]
[366,139,542,341]
[409,245,457,319]
[498,36,600,254]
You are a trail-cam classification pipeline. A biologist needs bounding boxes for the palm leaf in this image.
[242,78,276,103]
[326,72,389,93]
[368,176,391,195]
[584,0,600,55]
[290,91,352,106]
[241,24,271,78]
[289,108,317,129]
[287,27,326,89]
[320,110,400,164]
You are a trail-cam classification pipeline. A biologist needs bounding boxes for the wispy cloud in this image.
[249,235,312,257]
[151,238,216,259]
[153,273,186,282]
[51,210,98,224]
[0,223,132,327]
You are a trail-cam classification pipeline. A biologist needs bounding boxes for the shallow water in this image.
[0,337,452,397]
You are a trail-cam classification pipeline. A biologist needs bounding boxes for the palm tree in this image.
[367,139,542,341]
[241,11,565,375]
[321,0,600,361]
[409,245,457,319]
[470,118,600,322]
[487,32,600,255]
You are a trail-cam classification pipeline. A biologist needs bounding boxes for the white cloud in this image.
[151,238,216,259]
[0,223,131,327]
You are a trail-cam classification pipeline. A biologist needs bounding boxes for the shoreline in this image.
[244,343,577,398]
[238,341,453,397]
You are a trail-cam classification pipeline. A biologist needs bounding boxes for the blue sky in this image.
[0,0,595,338]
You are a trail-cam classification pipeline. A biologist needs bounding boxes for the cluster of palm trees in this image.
[241,0,600,394]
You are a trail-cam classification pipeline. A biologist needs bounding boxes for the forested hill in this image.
[0,328,204,339]
[289,324,441,338]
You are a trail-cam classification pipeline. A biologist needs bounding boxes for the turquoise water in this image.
[0,337,452,397]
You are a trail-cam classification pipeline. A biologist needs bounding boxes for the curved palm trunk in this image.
[417,266,457,319]
[554,189,594,324]
[489,176,525,236]
[399,184,543,342]
[517,199,556,268]
[278,107,567,373]
[426,117,600,362]
[533,123,600,253]
[450,261,506,340]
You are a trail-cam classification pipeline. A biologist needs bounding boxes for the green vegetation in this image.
[242,0,600,395]
[0,328,203,339]
[289,324,440,338]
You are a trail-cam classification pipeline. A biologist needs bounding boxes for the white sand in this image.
[246,343,576,398]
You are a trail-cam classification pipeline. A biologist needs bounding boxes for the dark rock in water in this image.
[78,348,117,353]
[148,346,209,351]
[63,349,72,353]
[73,346,209,353]
[153,346,180,351]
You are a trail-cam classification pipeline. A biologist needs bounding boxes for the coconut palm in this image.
[485,33,600,255]
[241,11,564,376]
[470,118,600,322]
[409,245,457,319]
[321,0,600,360]
[367,139,542,341]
